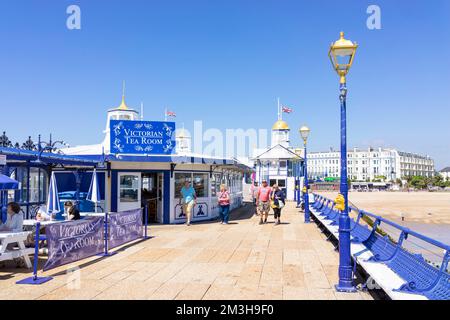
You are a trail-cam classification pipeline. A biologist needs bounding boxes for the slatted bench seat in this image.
[311,194,450,300]
[310,204,427,299]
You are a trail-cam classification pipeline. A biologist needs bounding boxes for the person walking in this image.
[181,181,196,226]
[250,182,260,216]
[218,184,231,224]
[270,184,286,225]
[257,180,272,224]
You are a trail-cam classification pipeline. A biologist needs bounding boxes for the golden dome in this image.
[272,120,290,130]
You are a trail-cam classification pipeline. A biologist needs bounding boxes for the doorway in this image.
[141,172,163,223]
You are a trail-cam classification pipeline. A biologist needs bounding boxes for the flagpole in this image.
[277,97,281,120]
[164,107,167,121]
[140,102,144,120]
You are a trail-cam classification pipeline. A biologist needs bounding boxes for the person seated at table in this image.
[65,201,81,221]
[0,202,26,267]
[0,202,23,233]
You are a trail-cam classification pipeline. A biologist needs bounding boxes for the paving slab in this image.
[0,202,371,300]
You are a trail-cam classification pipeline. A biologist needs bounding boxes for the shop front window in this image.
[175,172,209,198]
[29,168,47,203]
[120,175,139,202]
[278,179,286,188]
[193,173,208,198]
[211,174,222,197]
[15,167,47,204]
[175,173,192,198]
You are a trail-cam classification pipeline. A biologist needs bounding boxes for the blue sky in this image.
[1,0,449,169]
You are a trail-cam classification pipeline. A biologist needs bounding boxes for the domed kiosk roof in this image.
[272,120,290,130]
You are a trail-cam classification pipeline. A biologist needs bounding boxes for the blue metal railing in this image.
[311,193,450,300]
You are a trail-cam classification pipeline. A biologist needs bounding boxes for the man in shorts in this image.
[257,180,272,224]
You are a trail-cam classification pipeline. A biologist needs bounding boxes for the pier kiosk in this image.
[62,94,250,224]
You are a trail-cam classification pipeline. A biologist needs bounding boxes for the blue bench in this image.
[310,194,450,300]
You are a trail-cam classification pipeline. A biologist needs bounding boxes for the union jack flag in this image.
[282,106,293,113]
[166,111,176,117]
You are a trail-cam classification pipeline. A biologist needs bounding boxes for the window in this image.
[211,174,221,197]
[175,172,209,198]
[175,173,192,198]
[193,173,209,198]
[119,175,139,202]
[277,179,286,188]
[279,160,287,168]
[16,167,48,204]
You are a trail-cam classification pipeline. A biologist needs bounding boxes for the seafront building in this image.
[307,147,435,182]
[439,167,450,180]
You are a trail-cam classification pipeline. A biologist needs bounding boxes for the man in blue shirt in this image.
[181,181,196,226]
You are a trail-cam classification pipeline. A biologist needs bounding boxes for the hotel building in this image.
[308,147,435,181]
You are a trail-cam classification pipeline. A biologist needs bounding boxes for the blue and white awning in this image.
[46,172,61,214]
[87,169,102,212]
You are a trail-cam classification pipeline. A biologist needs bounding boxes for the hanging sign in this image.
[110,120,176,154]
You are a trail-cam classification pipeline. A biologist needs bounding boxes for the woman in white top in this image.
[0,202,23,233]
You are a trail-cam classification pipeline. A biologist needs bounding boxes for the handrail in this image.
[311,193,450,299]
[360,210,450,252]
[312,193,450,252]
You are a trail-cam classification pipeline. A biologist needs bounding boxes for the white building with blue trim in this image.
[251,117,304,201]
[1,93,251,224]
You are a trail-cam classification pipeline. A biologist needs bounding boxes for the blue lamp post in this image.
[299,125,311,223]
[328,31,358,292]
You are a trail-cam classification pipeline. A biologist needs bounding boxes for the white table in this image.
[23,219,61,227]
[61,212,105,218]
[0,231,33,268]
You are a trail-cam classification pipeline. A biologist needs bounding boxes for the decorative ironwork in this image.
[22,136,37,150]
[0,131,12,147]
[0,132,68,158]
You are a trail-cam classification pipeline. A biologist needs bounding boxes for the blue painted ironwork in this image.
[336,82,356,292]
[97,212,116,257]
[36,134,67,164]
[21,136,36,151]
[311,193,450,300]
[0,132,13,148]
[303,144,310,223]
[16,222,53,285]
[319,199,330,216]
